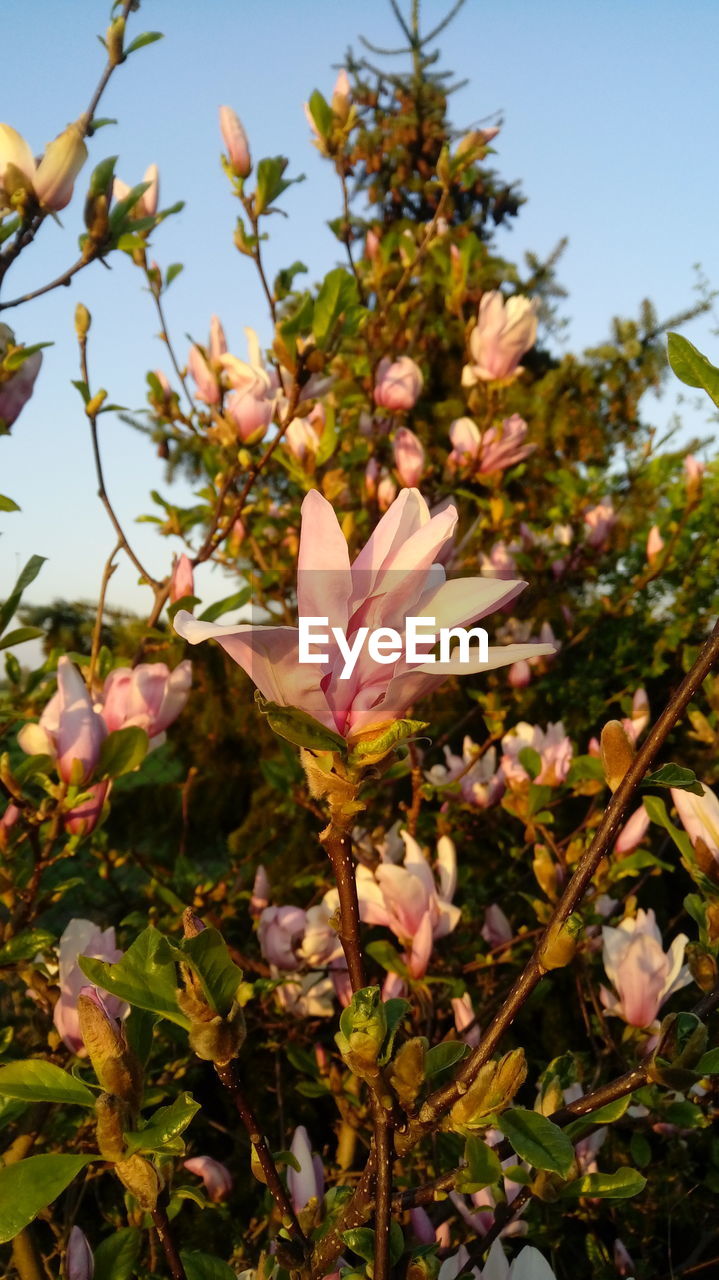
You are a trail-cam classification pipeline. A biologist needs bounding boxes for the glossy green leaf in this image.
[93,1227,142,1280]
[0,1061,95,1107]
[0,554,46,636]
[0,1154,96,1242]
[697,1048,719,1075]
[642,763,704,795]
[97,726,149,779]
[667,332,719,408]
[457,1135,503,1192]
[124,1092,200,1155]
[498,1107,574,1177]
[198,587,251,623]
[0,929,55,966]
[424,1041,469,1078]
[178,928,244,1017]
[561,1167,647,1200]
[79,926,189,1028]
[125,31,164,55]
[0,626,44,651]
[180,1252,238,1280]
[313,268,359,349]
[0,494,20,512]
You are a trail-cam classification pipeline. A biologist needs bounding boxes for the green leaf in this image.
[424,1041,469,1078]
[566,754,608,784]
[198,587,251,623]
[179,928,244,1017]
[643,794,694,858]
[0,1154,96,1243]
[565,1094,630,1137]
[79,926,189,1028]
[3,342,52,372]
[180,1252,238,1280]
[457,1135,503,1192]
[254,692,347,753]
[498,1108,574,1177]
[307,89,334,138]
[165,263,184,288]
[380,998,411,1064]
[124,30,164,55]
[0,494,20,512]
[0,626,44,651]
[97,726,149,779]
[518,746,542,779]
[124,1006,158,1067]
[642,763,704,795]
[312,268,359,349]
[343,1223,404,1267]
[0,554,46,636]
[93,1227,142,1280]
[365,940,409,978]
[667,332,719,408]
[0,1061,95,1107]
[125,1091,200,1155]
[697,1048,719,1075]
[255,155,296,215]
[0,929,55,966]
[560,1167,647,1200]
[630,1132,652,1167]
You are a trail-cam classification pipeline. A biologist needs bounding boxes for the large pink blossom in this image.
[449,414,534,475]
[100,660,192,748]
[355,831,460,978]
[53,919,128,1055]
[174,490,553,739]
[461,291,538,385]
[600,908,691,1028]
[18,656,106,785]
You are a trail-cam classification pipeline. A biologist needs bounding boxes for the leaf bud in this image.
[106,17,126,66]
[77,991,142,1107]
[389,1037,427,1109]
[686,942,718,992]
[538,914,582,972]
[600,720,634,792]
[74,303,91,341]
[448,1048,527,1133]
[95,1091,128,1162]
[335,986,387,1081]
[115,1153,161,1210]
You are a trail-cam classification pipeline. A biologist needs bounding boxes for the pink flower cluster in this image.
[18,655,191,834]
[188,318,276,443]
[501,722,573,787]
[53,918,128,1055]
[426,738,505,809]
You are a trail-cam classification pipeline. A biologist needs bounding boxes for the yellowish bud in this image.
[115,1154,161,1210]
[74,303,91,341]
[600,720,635,791]
[388,1037,427,1109]
[449,1048,527,1133]
[538,915,582,971]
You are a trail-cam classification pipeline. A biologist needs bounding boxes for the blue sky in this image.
[2,0,718,626]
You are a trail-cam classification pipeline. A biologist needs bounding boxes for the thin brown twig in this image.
[150,1203,188,1280]
[88,540,121,686]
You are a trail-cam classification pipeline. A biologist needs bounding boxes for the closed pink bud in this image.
[100,661,192,746]
[66,1226,94,1280]
[410,1207,436,1245]
[646,524,664,565]
[170,554,195,603]
[481,904,512,948]
[373,356,423,412]
[601,908,691,1028]
[0,124,36,205]
[184,1155,233,1202]
[508,659,531,688]
[34,122,87,212]
[250,864,270,917]
[219,106,252,178]
[448,416,481,468]
[209,314,227,363]
[684,453,704,488]
[331,69,351,120]
[584,500,616,548]
[365,228,380,260]
[614,805,650,854]
[188,343,220,405]
[24,656,106,785]
[377,471,397,511]
[226,385,273,443]
[393,426,425,487]
[451,992,481,1047]
[613,1239,635,1277]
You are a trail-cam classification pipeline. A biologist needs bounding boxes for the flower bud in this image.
[106,16,126,65]
[66,1226,94,1280]
[686,942,718,993]
[600,720,634,792]
[335,986,388,1081]
[115,1153,161,1210]
[95,1091,128,1162]
[77,990,142,1106]
[75,303,91,341]
[538,914,582,971]
[448,1048,527,1133]
[186,1006,246,1067]
[34,122,88,211]
[219,106,252,178]
[388,1037,427,1108]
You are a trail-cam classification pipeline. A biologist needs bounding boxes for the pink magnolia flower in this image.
[53,919,128,1055]
[462,292,538,385]
[183,1155,233,1202]
[501,722,572,787]
[170,554,195,603]
[100,660,192,748]
[584,500,616,548]
[447,417,481,468]
[671,782,719,863]
[173,489,554,740]
[614,805,650,854]
[600,908,691,1028]
[219,106,252,178]
[451,992,481,1047]
[373,356,423,412]
[0,323,43,429]
[187,315,227,405]
[479,540,519,581]
[113,163,159,219]
[426,738,505,809]
[258,905,307,970]
[393,426,425,487]
[273,971,335,1018]
[222,328,275,442]
[646,524,665,565]
[18,656,106,785]
[377,471,398,511]
[285,415,322,464]
[613,1239,635,1277]
[288,1126,324,1213]
[481,904,513,949]
[0,121,87,212]
[355,831,460,978]
[66,1226,94,1280]
[479,414,534,474]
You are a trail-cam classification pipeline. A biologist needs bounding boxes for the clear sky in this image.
[2,0,718,628]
